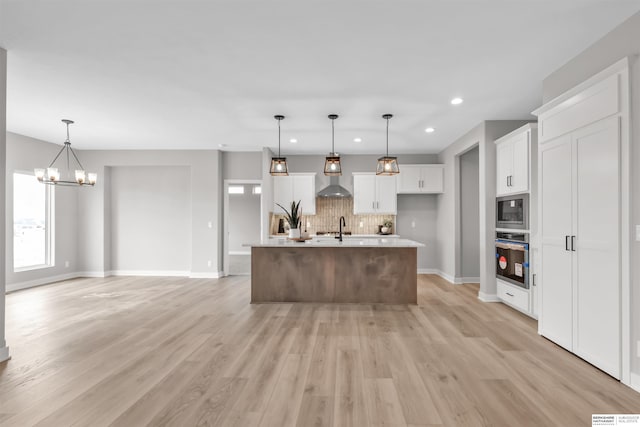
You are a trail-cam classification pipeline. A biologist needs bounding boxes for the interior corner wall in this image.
[540,10,640,377]
[5,133,79,289]
[460,146,480,279]
[77,149,222,277]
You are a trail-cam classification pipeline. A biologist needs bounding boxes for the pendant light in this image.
[324,114,342,176]
[270,115,289,176]
[34,119,97,186]
[376,114,399,175]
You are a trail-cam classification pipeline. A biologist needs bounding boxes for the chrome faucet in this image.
[337,216,346,242]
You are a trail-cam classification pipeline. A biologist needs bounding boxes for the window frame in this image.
[13,171,55,272]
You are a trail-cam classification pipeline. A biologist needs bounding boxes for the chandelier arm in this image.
[47,144,68,168]
[68,146,86,170]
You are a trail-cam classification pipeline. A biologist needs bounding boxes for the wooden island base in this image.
[251,246,417,304]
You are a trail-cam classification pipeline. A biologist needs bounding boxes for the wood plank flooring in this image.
[0,274,638,426]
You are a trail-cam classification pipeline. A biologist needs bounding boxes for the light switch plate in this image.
[636,225,640,241]
[637,340,640,357]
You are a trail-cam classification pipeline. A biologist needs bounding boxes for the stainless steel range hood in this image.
[317,176,352,198]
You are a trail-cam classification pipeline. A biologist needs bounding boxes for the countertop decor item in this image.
[324,114,342,176]
[376,114,400,175]
[277,200,301,238]
[270,115,289,176]
[34,119,97,186]
[381,218,393,234]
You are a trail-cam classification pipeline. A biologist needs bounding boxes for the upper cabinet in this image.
[273,173,316,215]
[495,124,537,196]
[353,173,397,214]
[396,164,444,194]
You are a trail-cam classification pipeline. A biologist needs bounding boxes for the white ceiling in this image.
[1,1,639,154]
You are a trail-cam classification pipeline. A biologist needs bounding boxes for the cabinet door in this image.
[353,174,376,214]
[292,175,316,215]
[539,135,573,351]
[396,165,422,193]
[273,176,293,212]
[510,132,530,194]
[572,117,620,378]
[496,141,513,196]
[375,175,397,214]
[420,165,444,193]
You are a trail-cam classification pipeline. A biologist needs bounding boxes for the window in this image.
[252,185,262,195]
[228,185,245,194]
[13,172,54,271]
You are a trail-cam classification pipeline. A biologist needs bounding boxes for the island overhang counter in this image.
[248,238,424,304]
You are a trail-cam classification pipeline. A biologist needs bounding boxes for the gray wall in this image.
[5,132,79,288]
[77,149,222,276]
[228,185,261,253]
[460,146,480,280]
[396,195,438,271]
[0,47,7,362]
[222,151,262,180]
[540,10,640,377]
[110,166,191,272]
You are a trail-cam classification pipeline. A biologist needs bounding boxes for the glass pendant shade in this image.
[270,115,289,176]
[47,167,60,182]
[270,157,289,176]
[75,170,86,184]
[34,168,45,181]
[376,114,399,176]
[376,156,399,175]
[324,155,342,176]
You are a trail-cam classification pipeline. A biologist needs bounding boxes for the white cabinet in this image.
[495,126,535,196]
[353,173,397,214]
[497,280,529,314]
[397,164,444,194]
[273,173,316,215]
[539,116,620,378]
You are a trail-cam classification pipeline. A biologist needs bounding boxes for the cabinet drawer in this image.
[497,280,529,313]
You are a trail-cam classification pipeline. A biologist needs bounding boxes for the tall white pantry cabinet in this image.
[533,59,631,381]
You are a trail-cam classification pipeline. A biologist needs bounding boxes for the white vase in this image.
[381,226,390,234]
[289,228,301,239]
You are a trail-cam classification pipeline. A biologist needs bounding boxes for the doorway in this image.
[223,180,262,276]
[459,146,480,283]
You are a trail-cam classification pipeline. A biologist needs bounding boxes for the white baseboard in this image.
[629,372,640,394]
[107,270,190,277]
[76,271,108,278]
[228,251,251,256]
[6,272,80,293]
[460,276,480,284]
[417,268,438,274]
[417,269,466,285]
[189,272,224,279]
[478,291,501,302]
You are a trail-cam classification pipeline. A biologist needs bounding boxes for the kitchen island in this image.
[248,238,424,304]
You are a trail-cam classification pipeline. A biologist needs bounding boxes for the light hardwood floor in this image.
[1,275,638,426]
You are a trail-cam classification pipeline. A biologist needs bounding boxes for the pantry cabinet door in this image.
[496,141,513,196]
[510,132,530,194]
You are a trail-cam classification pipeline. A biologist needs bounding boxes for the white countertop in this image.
[246,238,424,248]
[270,234,400,239]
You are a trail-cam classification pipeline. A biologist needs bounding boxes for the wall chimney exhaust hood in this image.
[317,176,352,198]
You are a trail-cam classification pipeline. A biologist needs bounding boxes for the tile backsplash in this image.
[270,197,395,235]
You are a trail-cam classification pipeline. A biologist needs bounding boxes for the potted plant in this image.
[381,219,393,234]
[277,200,302,238]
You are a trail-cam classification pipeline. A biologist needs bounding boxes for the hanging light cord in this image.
[331,118,335,154]
[386,116,390,157]
[278,118,282,157]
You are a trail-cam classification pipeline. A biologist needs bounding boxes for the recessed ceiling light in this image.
[425,127,435,133]
[451,97,464,105]
[289,138,298,143]
[354,137,362,142]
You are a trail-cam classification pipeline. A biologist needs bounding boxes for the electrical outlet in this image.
[207,260,212,268]
[359,221,364,228]
[65,260,70,268]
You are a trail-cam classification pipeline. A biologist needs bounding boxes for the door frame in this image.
[223,179,263,276]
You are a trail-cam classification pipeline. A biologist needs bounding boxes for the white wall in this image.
[0,47,8,362]
[460,146,480,280]
[540,10,640,378]
[77,149,222,277]
[222,152,262,180]
[228,185,261,253]
[109,166,191,273]
[5,133,80,290]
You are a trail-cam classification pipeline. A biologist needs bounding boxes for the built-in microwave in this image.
[496,194,529,230]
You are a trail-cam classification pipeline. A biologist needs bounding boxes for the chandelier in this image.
[34,119,97,186]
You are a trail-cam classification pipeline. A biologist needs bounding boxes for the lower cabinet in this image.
[497,280,530,314]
